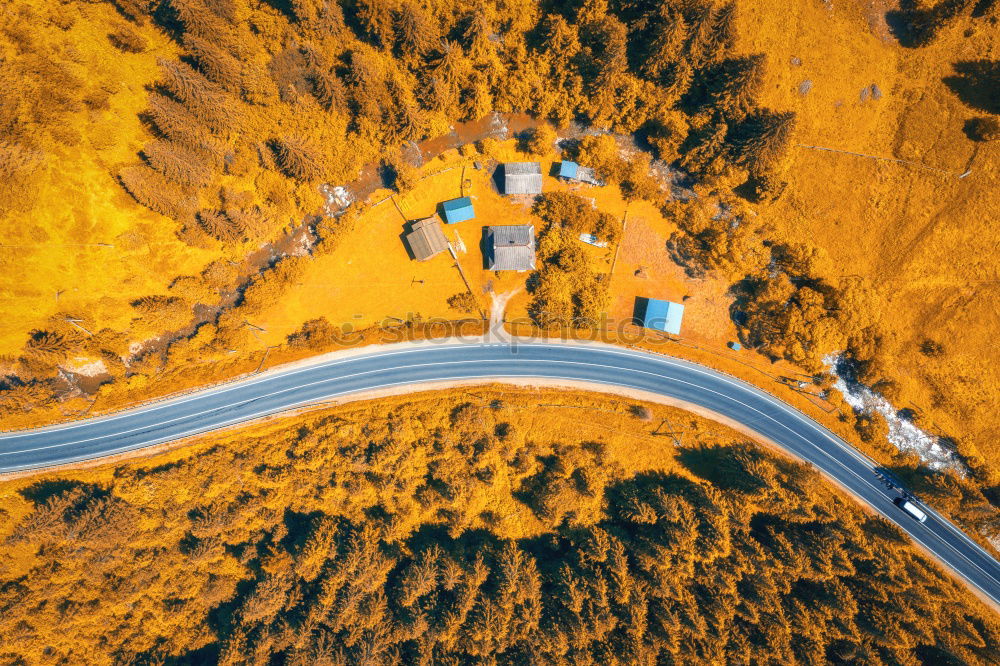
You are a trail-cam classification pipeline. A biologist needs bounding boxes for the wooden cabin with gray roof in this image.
[485,225,536,271]
[502,162,543,195]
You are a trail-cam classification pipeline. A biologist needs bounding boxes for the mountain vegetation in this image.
[2,388,998,664]
[2,0,1000,626]
[0,0,797,426]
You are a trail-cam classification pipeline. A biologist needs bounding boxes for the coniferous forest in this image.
[2,0,797,237]
[2,2,1000,663]
[1,391,999,664]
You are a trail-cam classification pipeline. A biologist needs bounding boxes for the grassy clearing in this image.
[254,141,639,344]
[254,137,742,354]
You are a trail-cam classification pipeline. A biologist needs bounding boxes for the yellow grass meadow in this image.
[0,1,213,355]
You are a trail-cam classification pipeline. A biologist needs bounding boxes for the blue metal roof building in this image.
[441,197,475,224]
[640,298,684,335]
[558,160,602,185]
[558,161,579,179]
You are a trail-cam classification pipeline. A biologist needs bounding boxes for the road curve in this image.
[2,341,1000,606]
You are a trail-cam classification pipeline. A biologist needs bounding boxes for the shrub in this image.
[525,124,557,155]
[447,292,479,314]
[855,409,889,444]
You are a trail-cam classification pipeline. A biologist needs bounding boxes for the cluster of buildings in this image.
[403,159,685,335]
[404,161,551,271]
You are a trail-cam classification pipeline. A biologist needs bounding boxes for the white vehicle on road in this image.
[895,497,928,523]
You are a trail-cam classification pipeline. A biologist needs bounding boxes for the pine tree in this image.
[731,110,797,174]
[395,2,438,59]
[684,3,719,69]
[131,295,192,332]
[274,135,327,182]
[463,7,498,61]
[142,140,215,187]
[183,33,242,92]
[526,124,557,155]
[108,24,149,53]
[680,121,729,176]
[225,205,270,242]
[641,7,688,82]
[706,54,766,118]
[707,2,738,56]
[198,209,241,244]
[302,45,348,112]
[664,60,694,105]
[24,330,70,363]
[170,0,231,42]
[423,41,467,111]
[157,58,235,135]
[356,0,398,50]
[110,0,152,24]
[146,93,224,155]
[119,164,197,223]
[347,49,388,124]
[291,0,347,37]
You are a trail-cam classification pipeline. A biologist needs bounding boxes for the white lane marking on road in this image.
[1,357,497,455]
[0,344,470,438]
[588,345,1000,570]
[592,348,1000,590]
[5,358,1000,603]
[1,353,849,459]
[4,341,999,598]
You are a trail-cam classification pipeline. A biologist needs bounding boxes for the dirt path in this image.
[488,289,520,342]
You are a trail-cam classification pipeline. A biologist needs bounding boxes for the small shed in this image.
[406,216,449,261]
[558,161,602,186]
[441,196,475,224]
[503,162,543,195]
[486,225,536,271]
[639,298,684,335]
[558,161,579,179]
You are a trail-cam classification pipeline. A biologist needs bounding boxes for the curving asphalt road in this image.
[2,341,999,606]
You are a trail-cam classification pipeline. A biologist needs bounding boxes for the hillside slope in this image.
[739,0,1000,476]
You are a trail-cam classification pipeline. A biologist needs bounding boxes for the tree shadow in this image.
[149,1,185,43]
[731,178,759,202]
[943,60,1000,115]
[973,0,999,17]
[18,479,107,506]
[136,458,187,479]
[677,442,772,495]
[963,117,999,142]
[404,523,506,566]
[280,508,327,555]
[259,0,296,21]
[884,2,937,49]
[603,469,710,516]
[726,276,759,328]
